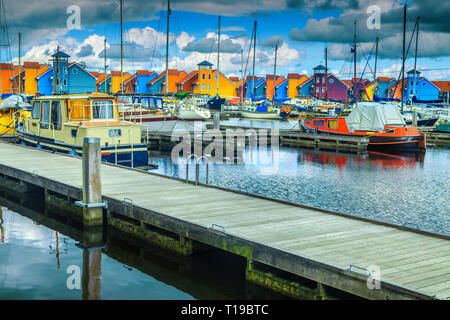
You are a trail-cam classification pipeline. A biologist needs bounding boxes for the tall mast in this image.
[325,47,327,100]
[374,36,378,81]
[54,46,59,95]
[272,43,278,101]
[216,16,221,96]
[353,21,357,101]
[401,4,406,112]
[413,16,420,101]
[251,20,257,99]
[18,32,21,95]
[165,0,171,95]
[120,0,123,93]
[104,37,107,93]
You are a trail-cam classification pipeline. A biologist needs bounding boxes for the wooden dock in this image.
[0,141,449,300]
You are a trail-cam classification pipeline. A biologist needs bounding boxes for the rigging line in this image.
[359,42,376,79]
[241,22,255,102]
[150,1,164,71]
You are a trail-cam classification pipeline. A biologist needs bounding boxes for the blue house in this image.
[147,72,165,94]
[297,78,314,97]
[275,79,289,99]
[124,70,157,94]
[405,69,440,102]
[36,51,96,95]
[375,77,396,99]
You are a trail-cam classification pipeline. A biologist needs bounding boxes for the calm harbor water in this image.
[151,146,450,236]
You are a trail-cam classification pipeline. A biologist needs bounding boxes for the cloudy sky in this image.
[1,0,449,80]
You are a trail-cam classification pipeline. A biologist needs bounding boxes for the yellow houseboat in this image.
[18,93,148,167]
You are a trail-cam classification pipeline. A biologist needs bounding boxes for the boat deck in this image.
[0,141,449,300]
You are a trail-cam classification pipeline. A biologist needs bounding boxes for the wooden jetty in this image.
[0,141,449,300]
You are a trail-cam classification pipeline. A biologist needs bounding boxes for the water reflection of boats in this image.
[300,148,422,169]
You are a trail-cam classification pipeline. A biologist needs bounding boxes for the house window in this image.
[202,74,205,80]
[316,78,319,83]
[63,79,67,86]
[322,87,325,93]
[316,87,319,93]
[322,77,325,83]
[64,66,68,74]
[202,84,205,90]
[411,81,413,86]
[208,74,211,80]
[329,78,334,84]
[208,84,210,90]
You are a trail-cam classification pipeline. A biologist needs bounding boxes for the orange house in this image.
[286,73,309,99]
[0,63,16,95]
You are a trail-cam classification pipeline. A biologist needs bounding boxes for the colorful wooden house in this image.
[405,69,440,102]
[375,77,396,99]
[286,73,309,99]
[237,76,264,100]
[311,65,348,101]
[297,77,314,97]
[0,63,15,95]
[431,81,450,104]
[147,69,186,94]
[36,51,97,95]
[123,70,157,94]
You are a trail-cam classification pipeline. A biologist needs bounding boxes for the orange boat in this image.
[299,102,425,152]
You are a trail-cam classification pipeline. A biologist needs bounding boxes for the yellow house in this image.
[110,71,131,93]
[361,81,377,101]
[287,73,309,99]
[24,62,48,95]
[190,60,238,98]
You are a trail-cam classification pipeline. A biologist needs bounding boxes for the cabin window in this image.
[40,101,50,129]
[51,101,61,130]
[313,120,325,128]
[328,120,338,130]
[71,129,77,138]
[385,129,395,134]
[32,101,40,119]
[109,129,122,137]
[92,100,114,119]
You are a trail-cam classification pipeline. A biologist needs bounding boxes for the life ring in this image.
[268,107,273,112]
[284,106,291,114]
[298,113,306,121]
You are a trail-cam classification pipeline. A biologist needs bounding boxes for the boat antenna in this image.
[251,19,257,100]
[120,0,124,94]
[325,46,328,101]
[104,37,107,93]
[272,42,278,102]
[353,20,357,101]
[54,46,59,95]
[401,4,406,112]
[412,16,419,102]
[165,0,171,95]
[216,15,220,97]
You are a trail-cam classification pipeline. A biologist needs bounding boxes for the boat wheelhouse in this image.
[18,93,148,167]
[299,102,424,151]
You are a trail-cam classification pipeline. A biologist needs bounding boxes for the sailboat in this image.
[239,20,290,120]
[300,7,424,152]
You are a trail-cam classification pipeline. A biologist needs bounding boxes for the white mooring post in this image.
[80,137,104,227]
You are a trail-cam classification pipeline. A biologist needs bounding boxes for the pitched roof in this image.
[297,77,314,88]
[197,60,213,66]
[23,62,42,69]
[229,76,239,82]
[10,67,24,80]
[137,70,155,76]
[377,77,395,82]
[431,81,450,92]
[89,71,103,78]
[176,70,198,85]
[51,51,70,58]
[275,77,287,87]
[313,64,327,70]
[287,73,303,79]
[0,63,14,70]
[96,74,111,85]
[387,79,407,91]
[148,72,165,85]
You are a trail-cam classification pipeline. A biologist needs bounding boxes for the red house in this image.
[311,65,348,101]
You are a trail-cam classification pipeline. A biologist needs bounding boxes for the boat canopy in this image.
[0,95,28,111]
[346,102,405,132]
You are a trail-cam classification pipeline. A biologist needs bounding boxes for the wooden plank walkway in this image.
[0,141,449,300]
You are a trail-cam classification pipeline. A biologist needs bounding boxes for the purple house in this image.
[311,65,348,101]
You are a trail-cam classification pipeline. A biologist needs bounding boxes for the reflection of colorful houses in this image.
[311,65,348,101]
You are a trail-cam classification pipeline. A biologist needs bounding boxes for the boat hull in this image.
[239,110,282,120]
[179,109,211,121]
[19,132,148,168]
[436,123,450,133]
[299,120,422,152]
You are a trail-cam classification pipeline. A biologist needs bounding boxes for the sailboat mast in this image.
[401,4,406,112]
[54,46,59,95]
[165,0,171,95]
[104,37,107,93]
[216,16,220,96]
[374,36,378,80]
[120,0,123,93]
[413,16,420,101]
[272,43,278,101]
[353,21,357,101]
[251,20,257,99]
[18,32,20,95]
[325,47,327,100]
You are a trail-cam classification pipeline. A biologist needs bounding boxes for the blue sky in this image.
[4,0,450,80]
